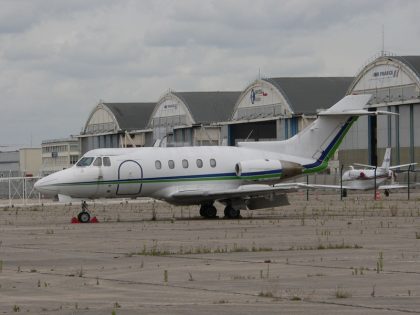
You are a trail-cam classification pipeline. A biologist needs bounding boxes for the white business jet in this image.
[344,148,415,196]
[35,94,393,222]
[307,148,416,196]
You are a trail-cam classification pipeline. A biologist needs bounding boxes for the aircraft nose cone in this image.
[34,175,59,196]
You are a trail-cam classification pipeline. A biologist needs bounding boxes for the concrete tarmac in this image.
[0,191,419,314]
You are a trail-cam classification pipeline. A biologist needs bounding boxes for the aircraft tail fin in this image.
[238,94,396,174]
[380,148,392,169]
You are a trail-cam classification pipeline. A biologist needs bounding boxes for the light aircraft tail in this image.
[380,148,391,169]
[238,94,395,174]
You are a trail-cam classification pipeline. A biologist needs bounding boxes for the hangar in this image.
[341,54,420,180]
[149,91,241,146]
[79,102,156,154]
[228,77,353,145]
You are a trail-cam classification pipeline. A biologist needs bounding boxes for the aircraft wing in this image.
[378,184,407,190]
[388,163,417,170]
[353,163,376,169]
[170,183,302,203]
[302,184,356,190]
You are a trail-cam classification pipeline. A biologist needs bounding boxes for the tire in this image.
[200,205,217,218]
[224,206,240,219]
[78,211,91,223]
[207,206,217,218]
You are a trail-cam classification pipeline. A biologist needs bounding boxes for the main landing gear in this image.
[199,203,217,218]
[78,201,91,223]
[199,202,241,219]
[224,205,241,219]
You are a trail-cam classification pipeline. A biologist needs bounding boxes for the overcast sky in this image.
[1,0,419,150]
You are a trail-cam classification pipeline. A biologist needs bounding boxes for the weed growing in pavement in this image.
[377,252,384,272]
[258,291,274,298]
[289,242,362,251]
[335,286,352,298]
[78,265,84,277]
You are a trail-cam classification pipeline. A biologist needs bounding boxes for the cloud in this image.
[0,0,419,148]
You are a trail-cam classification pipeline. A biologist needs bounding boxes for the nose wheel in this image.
[78,201,91,223]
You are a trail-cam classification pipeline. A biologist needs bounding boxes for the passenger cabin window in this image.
[196,159,203,168]
[76,157,94,167]
[182,159,189,168]
[103,157,111,166]
[93,157,102,166]
[168,160,175,169]
[210,158,216,168]
[155,160,162,169]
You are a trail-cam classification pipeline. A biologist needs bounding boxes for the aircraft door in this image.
[117,160,143,195]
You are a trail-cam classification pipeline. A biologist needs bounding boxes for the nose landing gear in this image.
[77,201,92,223]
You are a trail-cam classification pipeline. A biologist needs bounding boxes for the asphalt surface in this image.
[0,191,419,314]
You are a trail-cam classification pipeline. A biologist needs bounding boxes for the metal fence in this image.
[0,177,40,206]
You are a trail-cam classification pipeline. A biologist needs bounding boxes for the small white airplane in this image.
[35,94,394,222]
[308,148,416,197]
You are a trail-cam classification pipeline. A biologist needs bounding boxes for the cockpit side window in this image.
[76,157,94,167]
[93,157,102,166]
[103,157,111,166]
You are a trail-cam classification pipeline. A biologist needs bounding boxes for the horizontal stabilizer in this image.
[318,109,398,116]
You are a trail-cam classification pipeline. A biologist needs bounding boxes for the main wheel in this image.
[199,207,206,217]
[78,211,91,223]
[224,206,240,219]
[207,205,217,218]
[200,205,217,218]
[384,189,390,197]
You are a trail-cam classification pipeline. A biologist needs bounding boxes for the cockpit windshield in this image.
[76,157,94,167]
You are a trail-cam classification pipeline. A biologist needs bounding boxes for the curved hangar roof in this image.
[231,77,353,120]
[83,102,156,135]
[348,55,420,105]
[149,91,241,127]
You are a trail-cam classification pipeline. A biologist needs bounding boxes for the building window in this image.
[155,160,162,169]
[70,155,79,165]
[168,160,175,169]
[182,159,189,168]
[196,159,203,168]
[210,158,216,168]
[103,157,111,166]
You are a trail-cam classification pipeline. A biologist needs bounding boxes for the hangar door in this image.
[228,120,277,145]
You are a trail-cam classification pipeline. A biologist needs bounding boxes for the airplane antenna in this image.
[245,129,254,142]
